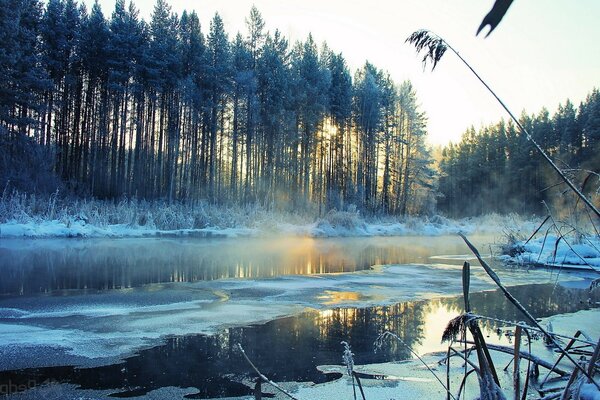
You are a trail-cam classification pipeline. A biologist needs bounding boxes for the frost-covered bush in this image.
[0,190,313,233]
[428,214,451,226]
[319,208,365,230]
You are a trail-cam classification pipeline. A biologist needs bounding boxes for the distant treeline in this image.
[0,0,434,215]
[438,89,600,216]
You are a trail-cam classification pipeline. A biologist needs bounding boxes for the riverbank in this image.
[0,193,536,239]
[500,233,600,271]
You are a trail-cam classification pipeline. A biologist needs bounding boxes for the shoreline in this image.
[4,306,599,400]
[0,213,530,240]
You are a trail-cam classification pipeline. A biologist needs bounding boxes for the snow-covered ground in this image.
[0,217,462,238]
[0,219,259,239]
[0,192,545,238]
[0,210,535,239]
[500,233,600,271]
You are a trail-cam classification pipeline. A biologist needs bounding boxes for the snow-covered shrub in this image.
[191,208,209,229]
[428,214,450,226]
[319,208,365,230]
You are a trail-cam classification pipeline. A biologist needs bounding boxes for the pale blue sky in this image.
[86,0,600,145]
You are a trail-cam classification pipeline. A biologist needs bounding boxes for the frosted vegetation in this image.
[0,189,539,239]
[1,1,434,216]
[2,188,598,270]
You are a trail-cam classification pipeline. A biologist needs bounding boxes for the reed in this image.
[406,29,600,221]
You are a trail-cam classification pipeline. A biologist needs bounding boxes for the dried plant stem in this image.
[460,233,600,389]
[540,393,562,400]
[459,342,569,377]
[237,343,300,400]
[352,372,367,400]
[377,331,457,400]
[513,325,522,400]
[541,330,592,386]
[520,329,533,400]
[587,337,600,381]
[408,30,600,220]
[541,201,599,272]
[448,346,482,375]
[560,362,583,400]
[525,215,550,245]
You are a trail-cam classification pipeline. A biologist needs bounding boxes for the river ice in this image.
[0,258,584,370]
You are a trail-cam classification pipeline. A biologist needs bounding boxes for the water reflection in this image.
[0,235,489,296]
[2,282,597,398]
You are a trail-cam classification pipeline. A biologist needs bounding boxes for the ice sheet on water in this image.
[0,261,573,370]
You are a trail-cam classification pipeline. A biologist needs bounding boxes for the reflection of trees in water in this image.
[2,283,596,398]
[0,299,432,397]
[437,284,600,338]
[312,302,429,362]
[0,237,461,295]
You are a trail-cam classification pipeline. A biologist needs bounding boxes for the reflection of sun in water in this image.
[319,309,335,319]
[413,302,460,357]
[317,290,362,305]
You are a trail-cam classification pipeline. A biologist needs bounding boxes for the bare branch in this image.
[237,343,300,400]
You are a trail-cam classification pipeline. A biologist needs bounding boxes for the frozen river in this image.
[0,235,598,398]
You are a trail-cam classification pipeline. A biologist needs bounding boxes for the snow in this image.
[0,219,257,239]
[501,234,600,270]
[0,213,525,239]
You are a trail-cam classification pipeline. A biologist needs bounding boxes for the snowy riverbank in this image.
[0,195,537,239]
[4,193,598,270]
[0,216,474,239]
[500,233,600,271]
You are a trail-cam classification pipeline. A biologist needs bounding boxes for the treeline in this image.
[438,89,600,216]
[0,0,434,215]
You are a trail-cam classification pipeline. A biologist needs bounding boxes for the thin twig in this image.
[237,343,300,400]
[376,331,457,400]
[525,215,550,245]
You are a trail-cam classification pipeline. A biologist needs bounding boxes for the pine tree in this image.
[0,0,47,134]
[353,62,382,210]
[206,12,230,201]
[326,52,352,208]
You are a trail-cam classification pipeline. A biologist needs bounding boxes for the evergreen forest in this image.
[438,91,600,216]
[1,0,598,218]
[1,0,434,215]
